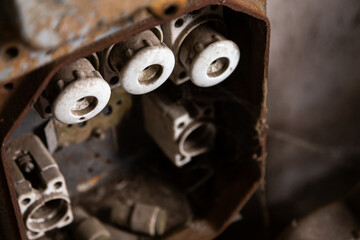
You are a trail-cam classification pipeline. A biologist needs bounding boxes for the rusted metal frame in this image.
[0,0,269,239]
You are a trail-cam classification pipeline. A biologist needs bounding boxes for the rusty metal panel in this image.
[0,0,267,83]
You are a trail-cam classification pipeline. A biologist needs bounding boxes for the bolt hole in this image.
[174,18,184,28]
[54,181,62,189]
[5,46,19,60]
[164,4,178,15]
[178,122,185,129]
[4,83,14,90]
[67,124,72,128]
[110,76,119,85]
[102,105,112,116]
[77,121,87,127]
[65,216,70,221]
[21,198,31,206]
[178,71,187,79]
[116,99,122,105]
[88,167,93,173]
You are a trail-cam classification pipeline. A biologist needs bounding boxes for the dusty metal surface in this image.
[0,1,269,239]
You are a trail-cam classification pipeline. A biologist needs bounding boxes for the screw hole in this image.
[110,76,119,85]
[67,124,72,128]
[21,198,31,205]
[116,99,122,105]
[5,46,19,60]
[174,18,184,28]
[54,181,62,189]
[4,83,14,90]
[164,4,178,15]
[88,167,93,173]
[178,122,185,129]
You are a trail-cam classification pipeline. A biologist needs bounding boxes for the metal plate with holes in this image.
[53,88,132,146]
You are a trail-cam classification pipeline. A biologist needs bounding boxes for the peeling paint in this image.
[70,37,88,49]
[35,29,61,48]
[37,51,52,66]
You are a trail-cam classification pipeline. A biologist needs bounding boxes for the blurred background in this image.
[218,0,360,238]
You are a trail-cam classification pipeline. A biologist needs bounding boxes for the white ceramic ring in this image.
[119,45,175,95]
[53,77,111,124]
[190,40,240,87]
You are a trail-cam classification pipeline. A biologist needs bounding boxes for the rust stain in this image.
[149,0,187,18]
[76,172,108,192]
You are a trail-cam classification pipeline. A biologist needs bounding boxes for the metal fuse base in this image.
[5,135,73,239]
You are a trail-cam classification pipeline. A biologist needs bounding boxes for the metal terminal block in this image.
[35,58,111,124]
[73,207,111,240]
[161,5,240,86]
[109,200,167,237]
[107,29,175,95]
[142,93,216,167]
[5,135,73,239]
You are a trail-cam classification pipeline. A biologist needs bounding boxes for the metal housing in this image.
[0,1,269,239]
